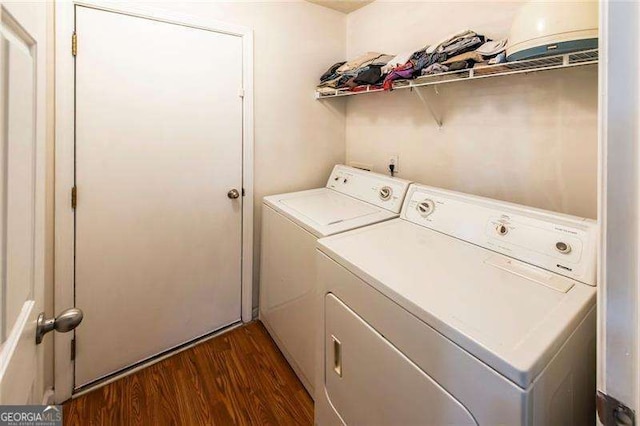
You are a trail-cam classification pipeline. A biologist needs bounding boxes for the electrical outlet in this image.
[388,155,399,173]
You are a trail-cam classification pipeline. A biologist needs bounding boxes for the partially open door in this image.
[0,1,47,404]
[597,1,639,424]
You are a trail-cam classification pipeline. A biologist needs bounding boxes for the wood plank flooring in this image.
[63,321,313,425]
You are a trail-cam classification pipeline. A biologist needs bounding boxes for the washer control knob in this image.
[417,199,435,217]
[379,186,393,201]
[496,224,509,236]
[555,241,572,254]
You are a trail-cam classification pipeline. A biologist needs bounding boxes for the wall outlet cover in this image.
[388,155,399,172]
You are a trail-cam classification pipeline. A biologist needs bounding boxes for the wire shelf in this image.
[315,49,598,99]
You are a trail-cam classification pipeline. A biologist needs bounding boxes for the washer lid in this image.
[317,219,596,389]
[281,190,379,225]
[264,188,398,237]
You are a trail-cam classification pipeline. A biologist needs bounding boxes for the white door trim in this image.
[597,0,640,421]
[596,0,608,405]
[54,0,254,402]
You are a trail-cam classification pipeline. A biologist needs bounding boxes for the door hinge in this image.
[72,32,77,56]
[597,391,636,426]
[70,338,76,361]
[242,188,245,197]
[71,186,77,209]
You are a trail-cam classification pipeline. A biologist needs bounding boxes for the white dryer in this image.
[315,183,598,425]
[260,165,411,396]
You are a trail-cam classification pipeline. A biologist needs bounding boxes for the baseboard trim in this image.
[42,387,55,405]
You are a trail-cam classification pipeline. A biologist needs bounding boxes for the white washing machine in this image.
[315,183,598,425]
[260,165,411,396]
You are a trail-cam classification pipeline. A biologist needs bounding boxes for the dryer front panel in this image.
[324,293,477,426]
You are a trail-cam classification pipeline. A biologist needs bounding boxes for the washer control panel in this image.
[402,184,598,285]
[326,165,411,213]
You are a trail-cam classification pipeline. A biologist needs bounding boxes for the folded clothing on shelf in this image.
[320,61,346,83]
[426,29,476,54]
[476,38,508,56]
[409,31,484,76]
[354,64,386,85]
[441,35,485,56]
[371,54,395,67]
[472,52,508,71]
[336,51,386,74]
[382,62,414,90]
[381,51,414,74]
[410,48,446,75]
[316,31,511,92]
[420,38,508,76]
[447,61,470,71]
[317,52,394,91]
[317,73,354,89]
[442,51,484,65]
[488,52,507,64]
[422,63,450,75]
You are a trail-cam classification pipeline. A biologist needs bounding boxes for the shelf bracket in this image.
[412,85,443,128]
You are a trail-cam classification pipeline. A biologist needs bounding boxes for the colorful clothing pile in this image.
[317,31,509,93]
[317,52,392,94]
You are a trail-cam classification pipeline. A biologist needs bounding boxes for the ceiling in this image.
[306,0,375,14]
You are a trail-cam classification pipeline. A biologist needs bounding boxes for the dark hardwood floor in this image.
[63,321,313,425]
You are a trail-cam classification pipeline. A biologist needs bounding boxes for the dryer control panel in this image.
[401,184,598,285]
[327,165,411,213]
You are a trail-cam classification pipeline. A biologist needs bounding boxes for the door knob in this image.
[227,189,240,199]
[36,308,83,344]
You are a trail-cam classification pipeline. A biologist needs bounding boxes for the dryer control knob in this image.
[496,224,509,236]
[379,186,393,201]
[417,199,435,217]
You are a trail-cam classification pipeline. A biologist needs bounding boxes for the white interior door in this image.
[74,6,243,388]
[0,2,47,404]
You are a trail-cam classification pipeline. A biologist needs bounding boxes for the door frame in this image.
[54,0,254,402]
[597,0,639,422]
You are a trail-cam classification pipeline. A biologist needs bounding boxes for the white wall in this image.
[145,1,347,309]
[345,1,598,219]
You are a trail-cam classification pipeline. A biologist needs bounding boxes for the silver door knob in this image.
[227,189,240,199]
[36,308,83,344]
